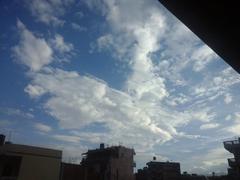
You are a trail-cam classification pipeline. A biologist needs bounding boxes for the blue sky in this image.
[1,0,240,175]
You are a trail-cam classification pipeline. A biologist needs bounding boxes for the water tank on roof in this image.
[0,134,5,145]
[100,143,105,149]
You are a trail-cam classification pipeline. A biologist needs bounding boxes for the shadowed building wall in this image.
[136,161,181,180]
[0,134,62,180]
[223,138,240,179]
[81,144,135,180]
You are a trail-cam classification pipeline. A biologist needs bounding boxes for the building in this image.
[61,162,84,180]
[81,143,135,180]
[223,137,240,179]
[0,134,62,180]
[136,160,181,180]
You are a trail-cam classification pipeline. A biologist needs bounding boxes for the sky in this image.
[1,0,240,175]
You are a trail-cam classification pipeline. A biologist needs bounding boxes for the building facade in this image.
[0,134,62,180]
[81,143,135,180]
[61,162,84,180]
[136,161,181,180]
[223,138,240,179]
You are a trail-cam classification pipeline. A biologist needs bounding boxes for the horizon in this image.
[1,0,240,175]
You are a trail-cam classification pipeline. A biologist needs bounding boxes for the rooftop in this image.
[0,143,62,159]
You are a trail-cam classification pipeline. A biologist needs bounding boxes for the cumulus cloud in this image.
[35,123,52,132]
[25,0,74,26]
[51,34,74,54]
[223,112,240,134]
[25,84,46,98]
[13,20,53,72]
[25,66,222,154]
[94,0,169,104]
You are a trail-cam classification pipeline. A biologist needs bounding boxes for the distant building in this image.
[81,143,135,180]
[223,137,240,179]
[61,162,84,180]
[136,160,181,180]
[0,134,62,180]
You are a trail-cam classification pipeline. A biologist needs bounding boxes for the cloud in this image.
[222,112,240,136]
[71,23,87,32]
[191,67,240,104]
[25,66,220,154]
[94,0,169,103]
[189,108,216,123]
[0,107,34,119]
[13,20,53,72]
[225,124,240,135]
[200,123,220,130]
[50,34,74,54]
[225,115,232,121]
[193,147,229,175]
[75,11,84,19]
[25,0,74,26]
[35,123,52,132]
[224,93,232,104]
[53,134,81,143]
[192,45,217,72]
[24,84,46,98]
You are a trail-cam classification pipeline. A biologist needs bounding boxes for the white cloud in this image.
[53,134,81,143]
[35,123,52,132]
[192,45,217,72]
[25,0,74,26]
[51,34,73,54]
[24,84,46,98]
[198,147,229,174]
[224,93,232,104]
[25,65,222,155]
[0,107,34,119]
[190,108,216,123]
[191,67,240,104]
[222,112,240,136]
[71,23,87,32]
[225,114,232,121]
[200,123,220,130]
[97,34,114,51]
[226,124,240,135]
[13,20,53,72]
[94,0,169,103]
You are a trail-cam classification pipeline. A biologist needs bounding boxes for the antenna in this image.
[8,131,12,142]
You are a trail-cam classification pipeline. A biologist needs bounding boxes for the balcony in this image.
[228,158,238,168]
[223,139,240,153]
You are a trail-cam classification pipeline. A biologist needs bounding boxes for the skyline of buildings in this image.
[0,134,239,180]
